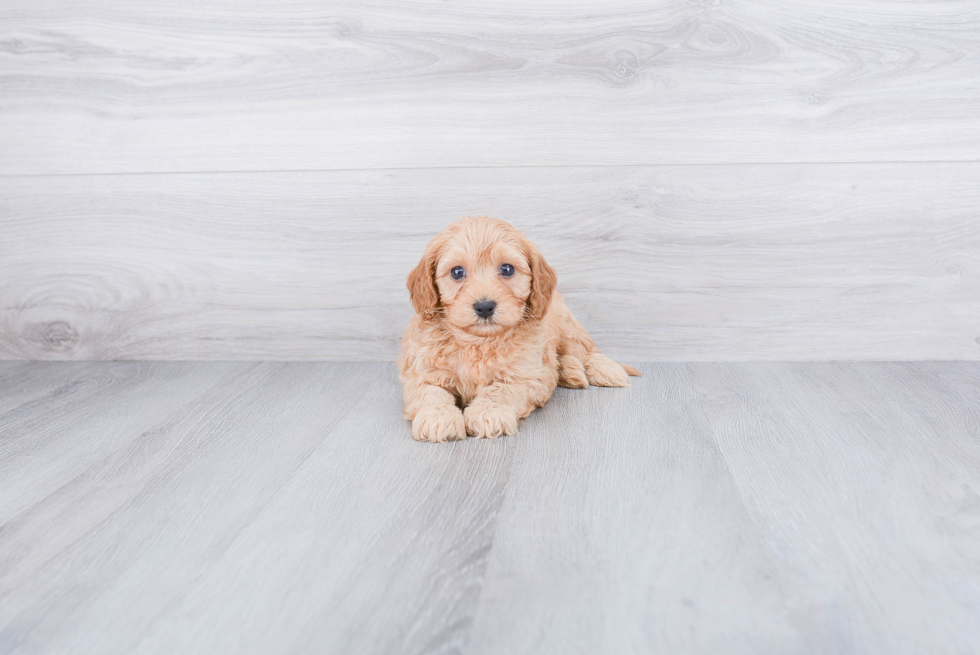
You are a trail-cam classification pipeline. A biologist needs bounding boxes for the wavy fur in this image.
[398,216,640,442]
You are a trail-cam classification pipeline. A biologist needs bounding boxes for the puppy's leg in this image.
[464,385,520,439]
[557,354,588,389]
[464,379,553,438]
[406,383,466,443]
[550,294,642,385]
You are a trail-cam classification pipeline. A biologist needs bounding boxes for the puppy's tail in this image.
[621,363,642,377]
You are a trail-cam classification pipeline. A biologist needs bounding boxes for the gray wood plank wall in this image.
[2,0,979,360]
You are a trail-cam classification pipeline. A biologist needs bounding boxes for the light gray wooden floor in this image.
[1,361,979,654]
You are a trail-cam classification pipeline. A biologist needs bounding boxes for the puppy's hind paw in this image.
[412,405,466,443]
[463,402,519,439]
[584,352,631,387]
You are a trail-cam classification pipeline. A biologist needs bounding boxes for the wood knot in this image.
[333,20,361,39]
[615,51,639,81]
[29,321,79,352]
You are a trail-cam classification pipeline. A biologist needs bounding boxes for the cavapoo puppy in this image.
[399,216,640,442]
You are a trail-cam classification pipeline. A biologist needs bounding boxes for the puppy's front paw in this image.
[412,405,466,443]
[464,402,518,439]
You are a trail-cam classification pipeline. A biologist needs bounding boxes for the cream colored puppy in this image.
[399,216,640,442]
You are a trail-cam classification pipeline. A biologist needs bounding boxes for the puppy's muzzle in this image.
[473,300,496,319]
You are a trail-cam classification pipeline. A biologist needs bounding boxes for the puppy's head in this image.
[407,216,557,336]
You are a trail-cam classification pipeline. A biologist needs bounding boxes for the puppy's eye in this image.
[499,263,515,277]
[450,266,465,280]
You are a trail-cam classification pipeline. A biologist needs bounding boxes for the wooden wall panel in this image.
[1,0,978,174]
[2,163,978,361]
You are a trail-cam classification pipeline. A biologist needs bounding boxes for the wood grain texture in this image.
[0,362,383,653]
[1,0,979,174]
[2,163,978,361]
[1,361,979,653]
[468,362,980,654]
[468,364,803,654]
[695,362,980,653]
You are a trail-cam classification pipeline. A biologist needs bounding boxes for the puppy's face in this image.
[408,217,557,336]
[435,231,531,336]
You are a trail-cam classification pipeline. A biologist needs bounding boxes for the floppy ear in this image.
[406,240,441,317]
[525,242,558,321]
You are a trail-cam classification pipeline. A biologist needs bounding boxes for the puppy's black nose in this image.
[473,300,496,319]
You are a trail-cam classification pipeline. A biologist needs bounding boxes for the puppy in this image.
[398,216,640,442]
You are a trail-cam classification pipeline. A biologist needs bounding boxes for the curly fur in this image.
[398,216,640,442]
